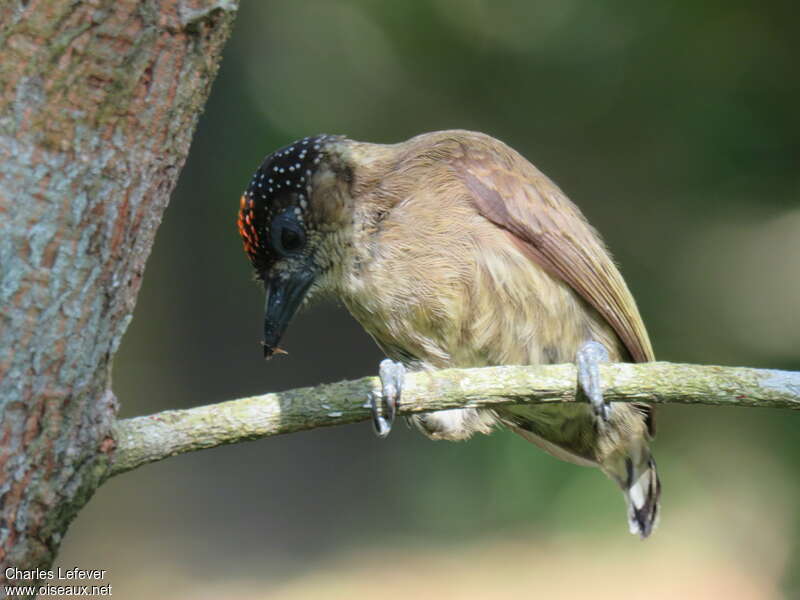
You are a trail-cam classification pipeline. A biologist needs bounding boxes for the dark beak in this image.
[262,269,315,359]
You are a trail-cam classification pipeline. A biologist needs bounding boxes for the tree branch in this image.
[110,362,800,477]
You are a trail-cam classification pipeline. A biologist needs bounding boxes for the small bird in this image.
[237,130,660,537]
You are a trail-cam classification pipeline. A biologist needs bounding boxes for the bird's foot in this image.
[576,340,610,423]
[370,358,405,438]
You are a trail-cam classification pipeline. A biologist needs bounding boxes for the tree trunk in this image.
[0,0,237,579]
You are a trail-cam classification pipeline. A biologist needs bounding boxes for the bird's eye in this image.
[281,226,303,252]
[270,211,306,256]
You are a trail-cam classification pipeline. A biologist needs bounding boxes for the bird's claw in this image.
[576,340,611,424]
[371,358,405,438]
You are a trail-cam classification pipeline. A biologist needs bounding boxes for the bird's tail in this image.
[615,453,661,539]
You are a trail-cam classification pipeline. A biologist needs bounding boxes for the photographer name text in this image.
[5,567,107,581]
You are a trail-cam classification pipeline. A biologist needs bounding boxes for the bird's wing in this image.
[451,146,654,364]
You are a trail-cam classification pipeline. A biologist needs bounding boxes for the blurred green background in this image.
[57,1,799,598]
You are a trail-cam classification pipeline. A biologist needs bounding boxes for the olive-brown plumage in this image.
[238,130,661,537]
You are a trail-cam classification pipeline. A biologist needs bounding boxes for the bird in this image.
[236,130,660,537]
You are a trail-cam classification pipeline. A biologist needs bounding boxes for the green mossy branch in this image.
[110,362,800,477]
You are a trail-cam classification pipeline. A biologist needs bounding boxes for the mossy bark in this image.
[0,0,237,579]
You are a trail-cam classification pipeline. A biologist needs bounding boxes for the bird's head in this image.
[237,134,365,358]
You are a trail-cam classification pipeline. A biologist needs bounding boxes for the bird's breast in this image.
[337,199,622,369]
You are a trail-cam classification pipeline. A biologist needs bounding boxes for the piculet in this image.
[237,130,660,537]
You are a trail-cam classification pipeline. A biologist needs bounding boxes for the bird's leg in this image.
[370,358,406,438]
[576,340,611,423]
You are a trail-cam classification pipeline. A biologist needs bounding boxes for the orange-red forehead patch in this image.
[237,193,260,263]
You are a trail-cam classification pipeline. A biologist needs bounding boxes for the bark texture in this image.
[0,0,237,576]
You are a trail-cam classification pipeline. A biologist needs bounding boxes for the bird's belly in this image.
[339,232,621,450]
[346,282,605,370]
[346,288,605,454]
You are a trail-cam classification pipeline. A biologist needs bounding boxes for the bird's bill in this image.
[262,270,315,359]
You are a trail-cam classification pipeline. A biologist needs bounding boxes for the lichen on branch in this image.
[109,362,800,477]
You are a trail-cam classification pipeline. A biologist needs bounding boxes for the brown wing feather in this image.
[451,142,654,365]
